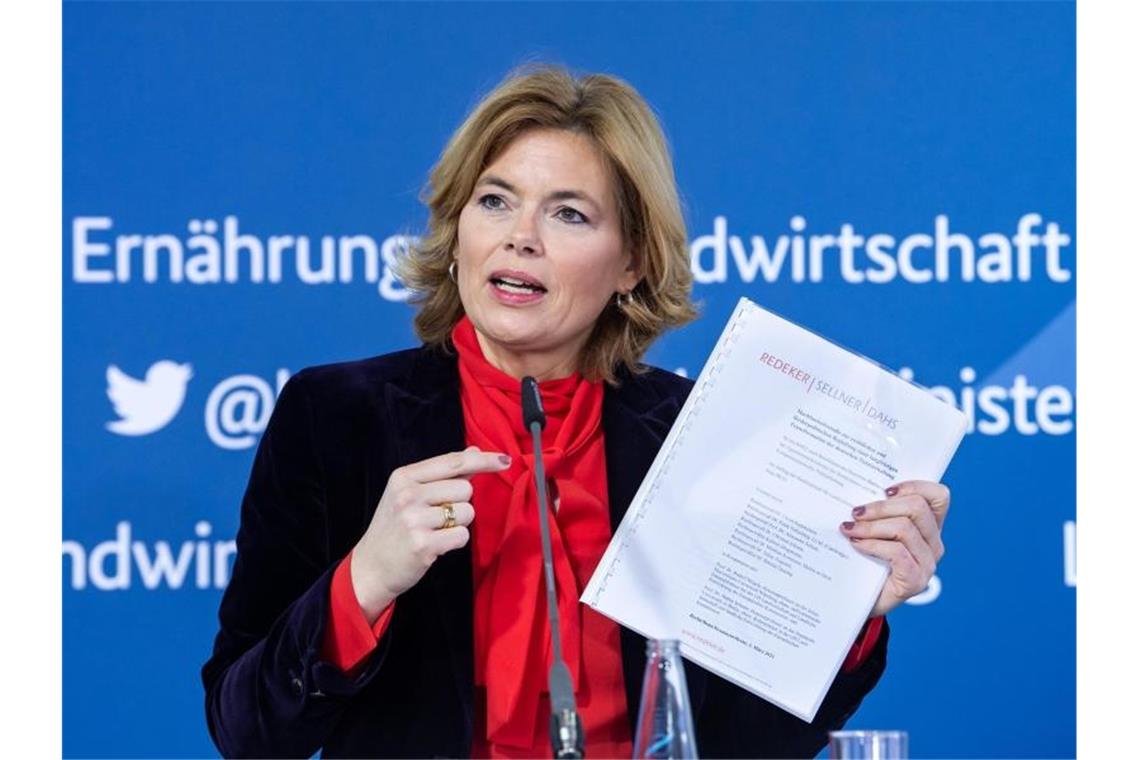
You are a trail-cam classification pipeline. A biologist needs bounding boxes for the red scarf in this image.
[453,316,612,753]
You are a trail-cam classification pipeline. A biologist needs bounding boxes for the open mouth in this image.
[490,274,547,295]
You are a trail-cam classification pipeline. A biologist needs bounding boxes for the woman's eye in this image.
[556,206,588,224]
[477,194,507,211]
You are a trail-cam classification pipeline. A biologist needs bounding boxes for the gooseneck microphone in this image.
[521,376,585,759]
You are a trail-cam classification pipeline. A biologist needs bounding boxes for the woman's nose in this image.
[504,213,543,256]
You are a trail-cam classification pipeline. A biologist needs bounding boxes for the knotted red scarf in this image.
[453,316,616,754]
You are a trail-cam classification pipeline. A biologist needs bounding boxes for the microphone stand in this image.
[522,376,585,759]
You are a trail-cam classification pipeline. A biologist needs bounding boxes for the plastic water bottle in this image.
[632,639,699,759]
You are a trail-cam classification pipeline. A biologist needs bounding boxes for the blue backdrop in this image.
[63,1,1075,757]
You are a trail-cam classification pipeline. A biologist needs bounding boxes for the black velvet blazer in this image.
[202,346,888,759]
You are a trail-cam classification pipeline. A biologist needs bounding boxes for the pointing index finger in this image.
[400,448,512,484]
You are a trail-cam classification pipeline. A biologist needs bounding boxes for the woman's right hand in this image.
[350,446,511,622]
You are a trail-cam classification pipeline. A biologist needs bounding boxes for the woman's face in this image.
[454,128,640,378]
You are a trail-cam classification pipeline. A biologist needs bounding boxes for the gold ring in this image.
[439,502,456,530]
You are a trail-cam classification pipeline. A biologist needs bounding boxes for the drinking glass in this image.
[828,730,908,759]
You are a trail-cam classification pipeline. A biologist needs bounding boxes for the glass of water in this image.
[828,730,908,759]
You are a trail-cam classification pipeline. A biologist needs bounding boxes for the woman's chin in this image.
[471,298,546,334]
[469,312,574,362]
[474,321,548,353]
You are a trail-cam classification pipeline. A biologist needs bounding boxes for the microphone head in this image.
[521,376,546,431]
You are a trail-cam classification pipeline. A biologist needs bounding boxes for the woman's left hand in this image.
[840,480,951,618]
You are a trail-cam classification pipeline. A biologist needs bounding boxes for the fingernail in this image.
[499,455,512,466]
[885,486,899,497]
[841,521,855,531]
[852,506,866,518]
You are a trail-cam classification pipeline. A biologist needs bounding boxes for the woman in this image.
[202,65,951,759]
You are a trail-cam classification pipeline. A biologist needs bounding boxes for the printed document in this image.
[582,297,967,721]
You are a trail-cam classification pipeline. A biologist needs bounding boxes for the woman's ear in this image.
[618,248,642,292]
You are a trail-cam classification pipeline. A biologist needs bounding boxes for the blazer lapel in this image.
[602,378,708,737]
[383,348,475,743]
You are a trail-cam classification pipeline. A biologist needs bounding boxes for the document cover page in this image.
[583,298,967,721]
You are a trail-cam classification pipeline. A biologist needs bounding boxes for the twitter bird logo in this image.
[106,361,193,436]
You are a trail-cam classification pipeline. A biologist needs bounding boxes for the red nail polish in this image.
[852,506,866,517]
[885,486,899,497]
[841,521,855,531]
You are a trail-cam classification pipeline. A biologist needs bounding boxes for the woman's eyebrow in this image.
[547,189,596,205]
[475,175,517,194]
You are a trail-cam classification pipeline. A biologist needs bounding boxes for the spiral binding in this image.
[590,299,755,602]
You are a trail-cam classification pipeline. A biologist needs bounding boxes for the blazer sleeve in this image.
[200,372,392,758]
[695,618,890,759]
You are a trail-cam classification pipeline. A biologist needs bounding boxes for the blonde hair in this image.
[399,64,697,384]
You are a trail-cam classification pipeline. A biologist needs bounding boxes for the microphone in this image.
[522,375,547,431]
[521,376,585,759]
